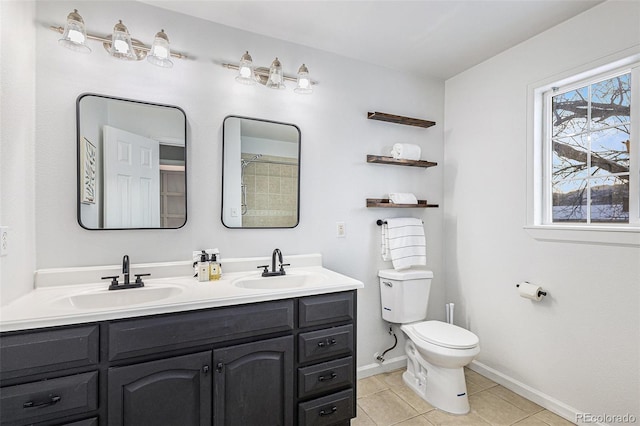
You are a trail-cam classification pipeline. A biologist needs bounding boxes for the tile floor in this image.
[353,368,576,426]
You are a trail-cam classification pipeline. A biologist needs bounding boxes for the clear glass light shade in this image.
[147,29,173,68]
[235,51,256,85]
[266,57,286,90]
[294,64,313,94]
[109,20,136,60]
[59,9,91,53]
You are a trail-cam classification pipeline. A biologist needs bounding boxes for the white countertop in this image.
[0,254,364,332]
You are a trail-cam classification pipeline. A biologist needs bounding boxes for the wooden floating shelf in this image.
[366,198,439,208]
[367,155,437,168]
[367,111,436,128]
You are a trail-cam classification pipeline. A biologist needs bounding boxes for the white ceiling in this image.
[141,0,603,80]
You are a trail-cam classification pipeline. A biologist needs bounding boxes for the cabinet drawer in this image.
[298,389,354,426]
[108,299,294,360]
[298,292,354,328]
[298,357,354,399]
[298,325,353,364]
[0,371,98,425]
[0,326,99,381]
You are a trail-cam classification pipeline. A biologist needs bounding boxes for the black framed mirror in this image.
[77,93,187,230]
[222,116,300,228]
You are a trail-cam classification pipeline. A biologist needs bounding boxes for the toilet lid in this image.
[412,321,479,349]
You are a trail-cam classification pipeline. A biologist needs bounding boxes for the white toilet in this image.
[378,269,480,414]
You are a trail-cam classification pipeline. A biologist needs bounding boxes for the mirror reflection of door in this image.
[222,116,300,228]
[103,125,160,228]
[77,94,186,230]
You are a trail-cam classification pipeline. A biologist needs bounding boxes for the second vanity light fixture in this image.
[52,9,187,68]
[223,51,316,94]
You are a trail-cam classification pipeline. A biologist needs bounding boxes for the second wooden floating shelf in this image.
[366,198,439,208]
[367,155,437,168]
[367,111,436,128]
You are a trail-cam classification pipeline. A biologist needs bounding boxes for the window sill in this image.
[524,225,640,247]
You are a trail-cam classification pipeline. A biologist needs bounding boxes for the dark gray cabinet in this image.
[213,336,293,426]
[0,290,357,426]
[107,351,211,426]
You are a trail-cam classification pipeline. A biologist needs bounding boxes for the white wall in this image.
[0,1,37,304]
[8,1,446,371]
[444,0,639,419]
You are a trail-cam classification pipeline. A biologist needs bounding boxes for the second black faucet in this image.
[257,248,290,277]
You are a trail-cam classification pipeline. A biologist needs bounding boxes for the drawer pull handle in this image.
[317,338,337,348]
[23,395,61,409]
[319,406,337,417]
[318,372,338,382]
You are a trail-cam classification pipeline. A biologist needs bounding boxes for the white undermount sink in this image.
[54,285,183,310]
[232,271,329,290]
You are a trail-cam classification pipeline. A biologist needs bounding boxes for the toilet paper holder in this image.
[516,282,547,298]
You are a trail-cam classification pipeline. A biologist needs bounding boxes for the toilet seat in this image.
[410,321,479,349]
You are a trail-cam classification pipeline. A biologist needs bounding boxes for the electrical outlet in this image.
[0,226,8,256]
[336,222,346,238]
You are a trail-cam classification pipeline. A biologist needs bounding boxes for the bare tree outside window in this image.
[551,72,631,223]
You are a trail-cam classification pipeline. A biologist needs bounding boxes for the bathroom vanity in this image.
[0,254,362,426]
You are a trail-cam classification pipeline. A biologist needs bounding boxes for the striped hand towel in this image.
[381,217,426,270]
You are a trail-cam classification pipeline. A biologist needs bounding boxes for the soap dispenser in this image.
[209,253,222,281]
[207,248,222,281]
[197,251,209,282]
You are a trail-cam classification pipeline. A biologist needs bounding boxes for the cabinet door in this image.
[107,351,211,426]
[214,336,293,426]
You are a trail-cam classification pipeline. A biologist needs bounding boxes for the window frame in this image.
[526,50,640,246]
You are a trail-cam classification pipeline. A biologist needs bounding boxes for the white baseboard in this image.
[469,360,602,426]
[357,355,407,380]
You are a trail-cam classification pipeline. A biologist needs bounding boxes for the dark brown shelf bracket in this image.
[366,198,439,208]
[366,155,437,168]
[367,112,436,128]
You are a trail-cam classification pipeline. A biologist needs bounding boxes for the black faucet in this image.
[102,255,150,290]
[271,249,283,274]
[123,254,130,285]
[257,248,290,277]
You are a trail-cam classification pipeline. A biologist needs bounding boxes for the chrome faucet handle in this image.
[257,265,270,274]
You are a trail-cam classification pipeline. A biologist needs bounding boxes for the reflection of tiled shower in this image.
[240,153,298,227]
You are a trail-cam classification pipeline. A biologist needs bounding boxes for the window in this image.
[526,54,640,245]
[545,70,634,224]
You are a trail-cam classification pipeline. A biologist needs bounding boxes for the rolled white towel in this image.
[389,193,418,204]
[391,143,421,160]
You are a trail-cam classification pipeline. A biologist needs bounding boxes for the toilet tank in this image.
[378,269,433,323]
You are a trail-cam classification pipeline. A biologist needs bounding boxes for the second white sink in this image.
[233,271,329,290]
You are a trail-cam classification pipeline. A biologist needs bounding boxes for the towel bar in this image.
[376,219,423,226]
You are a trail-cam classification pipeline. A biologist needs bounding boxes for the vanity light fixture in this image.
[109,20,137,60]
[58,9,91,53]
[294,64,313,94]
[223,51,317,94]
[146,29,173,68]
[50,9,187,66]
[265,57,286,90]
[235,51,256,85]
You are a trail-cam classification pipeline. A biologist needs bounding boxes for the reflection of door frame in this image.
[103,125,160,228]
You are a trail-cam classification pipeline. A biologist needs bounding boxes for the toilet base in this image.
[404,341,471,415]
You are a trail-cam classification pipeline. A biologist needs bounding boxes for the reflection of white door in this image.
[103,125,160,228]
